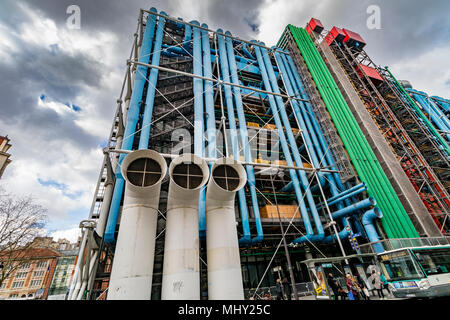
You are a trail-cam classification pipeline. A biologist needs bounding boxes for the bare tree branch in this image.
[0,187,48,287]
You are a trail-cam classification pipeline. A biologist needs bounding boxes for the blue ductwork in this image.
[259,45,326,244]
[184,23,192,53]
[408,89,450,141]
[104,8,159,245]
[274,51,326,188]
[225,32,263,244]
[192,21,207,239]
[282,52,359,243]
[242,43,255,60]
[139,12,167,150]
[362,208,385,253]
[326,185,367,207]
[217,30,252,245]
[252,43,319,243]
[331,198,376,220]
[326,183,366,204]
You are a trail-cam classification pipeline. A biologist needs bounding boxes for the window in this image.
[19,263,31,270]
[9,294,18,299]
[11,281,24,288]
[33,271,45,277]
[0,283,6,289]
[414,249,450,276]
[36,261,48,269]
[15,272,28,279]
[30,279,41,287]
[380,250,424,281]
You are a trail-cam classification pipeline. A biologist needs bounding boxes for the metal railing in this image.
[358,237,450,254]
[245,282,315,300]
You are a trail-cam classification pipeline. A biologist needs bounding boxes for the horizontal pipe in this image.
[332,197,376,220]
[326,183,366,203]
[127,59,310,103]
[108,149,341,173]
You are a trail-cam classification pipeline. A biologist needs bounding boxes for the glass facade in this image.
[48,256,76,297]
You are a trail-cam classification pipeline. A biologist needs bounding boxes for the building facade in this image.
[0,135,12,179]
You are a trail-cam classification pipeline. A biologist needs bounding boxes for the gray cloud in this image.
[0,0,448,234]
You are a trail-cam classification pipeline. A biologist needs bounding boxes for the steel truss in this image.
[310,31,450,234]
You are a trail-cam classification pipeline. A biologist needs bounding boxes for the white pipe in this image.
[68,229,88,300]
[161,154,209,300]
[206,158,247,300]
[107,150,167,300]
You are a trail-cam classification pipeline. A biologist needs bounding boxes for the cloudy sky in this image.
[0,0,449,242]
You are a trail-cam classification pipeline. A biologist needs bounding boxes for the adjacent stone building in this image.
[0,135,12,179]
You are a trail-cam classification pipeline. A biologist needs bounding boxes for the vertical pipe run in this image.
[217,30,252,244]
[191,20,207,238]
[206,158,247,300]
[161,154,209,300]
[107,150,167,300]
[138,12,167,150]
[104,8,158,244]
[252,44,316,240]
[225,32,263,244]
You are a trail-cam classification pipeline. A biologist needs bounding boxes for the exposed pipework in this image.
[362,208,385,253]
[255,44,326,243]
[225,31,264,244]
[252,43,319,243]
[107,150,167,300]
[161,154,209,300]
[104,8,159,244]
[206,158,247,300]
[191,20,207,239]
[139,12,167,150]
[216,30,252,245]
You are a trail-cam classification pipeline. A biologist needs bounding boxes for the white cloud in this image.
[50,227,81,243]
[390,45,450,98]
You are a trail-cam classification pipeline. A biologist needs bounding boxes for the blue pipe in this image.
[192,21,207,239]
[362,208,385,253]
[409,90,450,141]
[138,12,167,150]
[258,45,325,243]
[332,198,376,220]
[217,30,252,245]
[225,32,264,244]
[274,51,326,187]
[252,44,317,242]
[326,185,367,207]
[326,183,366,204]
[242,43,255,60]
[283,53,358,242]
[104,8,159,244]
[184,23,192,53]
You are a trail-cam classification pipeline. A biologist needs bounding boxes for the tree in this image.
[0,188,47,288]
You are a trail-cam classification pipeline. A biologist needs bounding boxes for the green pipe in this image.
[300,29,419,238]
[297,30,406,238]
[298,29,416,239]
[291,27,399,237]
[287,25,418,238]
[385,67,450,156]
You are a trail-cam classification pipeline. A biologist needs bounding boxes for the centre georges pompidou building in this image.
[69,8,450,300]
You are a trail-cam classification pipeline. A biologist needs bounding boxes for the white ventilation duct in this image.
[206,158,247,300]
[161,154,209,300]
[107,150,167,300]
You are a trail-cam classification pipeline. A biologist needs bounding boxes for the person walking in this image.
[380,273,392,297]
[356,274,370,300]
[345,273,359,300]
[327,273,339,300]
[368,270,385,299]
[276,278,284,300]
[282,277,292,300]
